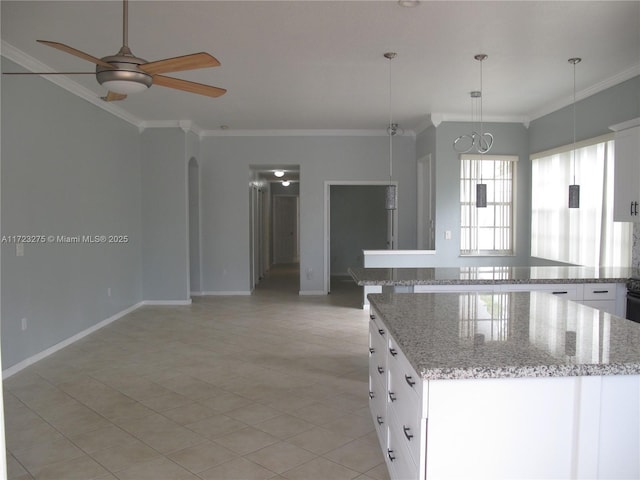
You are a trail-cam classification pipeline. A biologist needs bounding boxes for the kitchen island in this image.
[368,291,640,479]
[350,265,635,315]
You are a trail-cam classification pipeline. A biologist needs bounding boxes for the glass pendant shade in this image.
[100,79,149,94]
[476,183,487,208]
[385,185,397,210]
[569,184,580,208]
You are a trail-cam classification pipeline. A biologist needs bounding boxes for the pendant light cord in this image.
[572,59,577,185]
[388,54,394,184]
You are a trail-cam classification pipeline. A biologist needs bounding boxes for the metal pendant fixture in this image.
[454,54,493,155]
[568,57,582,209]
[384,52,398,210]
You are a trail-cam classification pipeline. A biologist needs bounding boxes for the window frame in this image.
[459,154,518,257]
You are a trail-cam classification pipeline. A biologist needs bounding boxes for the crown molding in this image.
[2,41,144,128]
[199,128,415,137]
[528,64,640,122]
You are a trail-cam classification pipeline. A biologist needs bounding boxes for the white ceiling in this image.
[2,1,639,133]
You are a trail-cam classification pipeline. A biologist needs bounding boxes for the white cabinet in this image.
[613,122,640,222]
[369,306,640,480]
[414,282,625,317]
[369,308,428,480]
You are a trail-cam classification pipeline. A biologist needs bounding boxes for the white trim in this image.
[2,41,143,128]
[363,249,436,256]
[530,133,615,160]
[200,129,416,138]
[140,300,192,305]
[529,65,640,122]
[610,117,640,132]
[2,301,145,379]
[190,291,204,296]
[200,291,251,296]
[299,290,326,296]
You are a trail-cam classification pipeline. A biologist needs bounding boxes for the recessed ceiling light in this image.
[274,170,285,178]
[282,181,291,187]
[398,0,420,7]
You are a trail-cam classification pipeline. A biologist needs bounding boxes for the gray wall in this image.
[529,76,640,154]
[1,58,142,369]
[199,135,416,293]
[417,121,531,267]
[330,185,388,275]
[140,128,190,301]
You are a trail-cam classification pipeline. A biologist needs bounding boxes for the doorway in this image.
[324,181,397,294]
[272,195,299,264]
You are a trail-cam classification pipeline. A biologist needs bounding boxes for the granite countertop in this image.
[350,265,637,286]
[368,291,640,380]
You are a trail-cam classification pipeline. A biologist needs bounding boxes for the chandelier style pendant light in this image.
[384,52,398,210]
[454,54,493,156]
[568,57,582,209]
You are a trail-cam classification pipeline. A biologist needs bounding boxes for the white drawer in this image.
[388,371,422,466]
[388,336,421,404]
[387,421,419,480]
[504,283,580,301]
[583,283,617,300]
[368,375,387,449]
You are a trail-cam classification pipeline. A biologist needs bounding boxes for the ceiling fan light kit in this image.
[96,52,152,94]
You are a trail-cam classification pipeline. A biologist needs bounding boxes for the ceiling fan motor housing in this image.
[96,53,153,93]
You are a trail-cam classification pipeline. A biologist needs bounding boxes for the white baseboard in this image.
[2,301,144,379]
[200,291,251,296]
[140,299,192,306]
[299,290,327,296]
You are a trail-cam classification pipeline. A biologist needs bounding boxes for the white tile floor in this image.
[4,265,389,480]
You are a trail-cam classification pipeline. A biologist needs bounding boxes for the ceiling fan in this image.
[4,0,226,102]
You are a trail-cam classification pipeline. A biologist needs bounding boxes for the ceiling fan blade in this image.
[37,40,113,69]
[139,52,220,75]
[2,72,95,75]
[153,75,227,98]
[101,91,128,102]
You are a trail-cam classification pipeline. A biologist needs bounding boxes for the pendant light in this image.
[568,57,581,209]
[384,52,398,210]
[454,54,493,156]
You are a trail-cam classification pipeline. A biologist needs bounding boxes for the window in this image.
[460,155,517,255]
[530,135,632,267]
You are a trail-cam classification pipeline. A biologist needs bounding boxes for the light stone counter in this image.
[368,291,640,380]
[351,265,636,286]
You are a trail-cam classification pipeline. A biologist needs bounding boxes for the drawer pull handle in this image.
[389,348,398,357]
[403,425,414,441]
[370,314,376,320]
[369,391,375,399]
[388,391,397,402]
[377,366,384,374]
[405,374,416,387]
[552,291,568,295]
[377,416,384,425]
[387,449,396,462]
[593,290,609,294]
[378,329,385,336]
[369,347,375,354]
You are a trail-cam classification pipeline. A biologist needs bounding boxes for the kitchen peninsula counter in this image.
[350,265,636,315]
[367,290,640,479]
[350,265,635,286]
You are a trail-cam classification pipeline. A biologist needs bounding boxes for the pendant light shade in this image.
[476,183,487,208]
[568,57,581,209]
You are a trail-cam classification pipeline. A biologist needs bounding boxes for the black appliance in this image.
[625,278,640,323]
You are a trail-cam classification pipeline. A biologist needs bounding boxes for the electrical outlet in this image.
[16,243,24,256]
[107,288,112,297]
[21,318,27,331]
[306,268,313,280]
[445,230,452,240]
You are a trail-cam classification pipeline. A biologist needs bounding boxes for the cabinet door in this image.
[613,126,640,222]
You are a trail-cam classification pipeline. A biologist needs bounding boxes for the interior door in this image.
[273,195,299,264]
